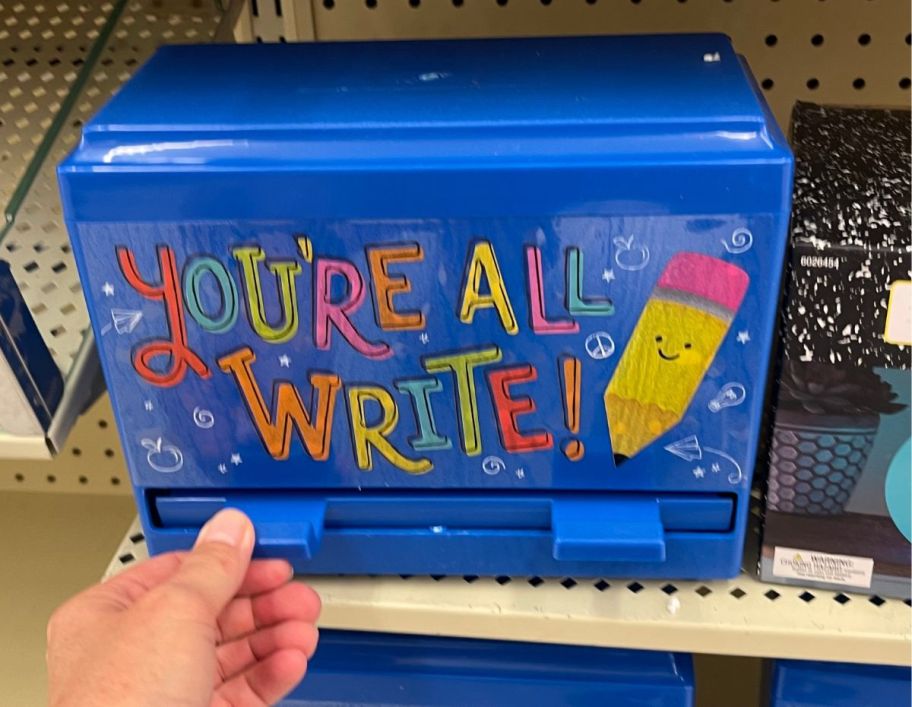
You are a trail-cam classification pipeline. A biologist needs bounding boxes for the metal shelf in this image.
[0,0,222,458]
[106,518,911,667]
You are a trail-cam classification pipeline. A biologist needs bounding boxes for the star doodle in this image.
[601,268,615,284]
[736,330,751,345]
[143,400,154,411]
[230,453,242,466]
[693,466,706,478]
[278,354,291,368]
[102,282,115,297]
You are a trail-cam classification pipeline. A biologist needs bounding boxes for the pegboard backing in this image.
[305,0,911,129]
[106,517,911,666]
[0,1,115,209]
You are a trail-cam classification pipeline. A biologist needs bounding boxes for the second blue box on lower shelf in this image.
[285,630,694,707]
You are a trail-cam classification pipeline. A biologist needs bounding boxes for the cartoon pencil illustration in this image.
[606,252,749,463]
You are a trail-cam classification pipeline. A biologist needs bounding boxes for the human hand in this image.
[47,509,321,707]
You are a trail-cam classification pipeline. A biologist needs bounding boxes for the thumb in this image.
[166,508,255,618]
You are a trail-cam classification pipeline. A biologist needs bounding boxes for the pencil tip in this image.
[613,453,628,466]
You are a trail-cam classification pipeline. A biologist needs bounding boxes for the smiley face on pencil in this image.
[605,252,749,463]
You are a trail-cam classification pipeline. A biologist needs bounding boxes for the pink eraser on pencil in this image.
[657,251,749,313]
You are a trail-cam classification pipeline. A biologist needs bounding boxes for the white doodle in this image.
[703,52,721,63]
[481,455,506,476]
[665,435,703,462]
[419,71,450,82]
[278,354,291,368]
[100,323,113,335]
[144,400,154,412]
[230,453,242,466]
[141,437,183,473]
[711,463,721,473]
[218,463,227,474]
[102,282,114,297]
[736,330,751,345]
[192,406,215,429]
[665,434,744,485]
[515,468,525,479]
[704,446,743,485]
[722,228,753,254]
[111,308,143,334]
[708,382,747,412]
[613,236,650,271]
[601,268,615,283]
[419,332,430,345]
[584,331,615,360]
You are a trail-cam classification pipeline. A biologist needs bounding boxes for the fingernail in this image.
[196,508,253,550]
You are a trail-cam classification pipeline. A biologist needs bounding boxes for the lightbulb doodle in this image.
[708,382,747,412]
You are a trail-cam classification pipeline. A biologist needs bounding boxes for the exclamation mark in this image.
[560,355,585,461]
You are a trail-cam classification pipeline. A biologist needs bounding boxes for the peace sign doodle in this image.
[585,332,615,360]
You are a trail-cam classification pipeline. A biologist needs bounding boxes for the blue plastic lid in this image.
[70,35,786,167]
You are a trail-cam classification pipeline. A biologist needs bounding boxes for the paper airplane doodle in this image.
[664,435,743,485]
[111,308,143,334]
[665,435,703,462]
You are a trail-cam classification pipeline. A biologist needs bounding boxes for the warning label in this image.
[772,546,874,589]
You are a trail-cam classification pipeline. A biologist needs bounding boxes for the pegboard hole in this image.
[46,474,56,483]
[98,419,108,428]
[695,585,712,597]
[560,577,578,589]
[627,581,644,594]
[496,0,508,6]
[528,576,544,587]
[761,78,774,90]
[322,0,333,7]
[857,33,871,46]
[495,575,511,585]
[593,579,610,591]
[104,448,115,458]
[129,532,145,544]
[730,587,747,599]
[900,77,911,90]
[833,593,851,605]
[78,475,88,484]
[452,0,464,6]
[764,589,781,601]
[14,473,24,482]
[806,78,819,90]
[869,595,886,607]
[365,0,376,6]
[110,477,121,486]
[71,447,81,456]
[661,583,678,595]
[462,574,479,583]
[764,34,777,47]
[852,77,866,90]
[799,591,816,603]
[811,34,824,46]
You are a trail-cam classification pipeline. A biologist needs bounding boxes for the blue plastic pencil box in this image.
[59,34,792,578]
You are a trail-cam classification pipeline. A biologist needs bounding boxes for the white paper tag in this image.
[884,280,912,346]
[772,546,874,589]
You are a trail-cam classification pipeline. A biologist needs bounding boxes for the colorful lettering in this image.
[367,243,425,331]
[233,246,301,343]
[348,385,432,474]
[525,245,579,334]
[394,378,452,451]
[117,245,211,387]
[183,256,239,333]
[458,241,518,335]
[422,346,502,456]
[567,247,614,316]
[487,364,553,453]
[314,257,392,359]
[218,346,340,461]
